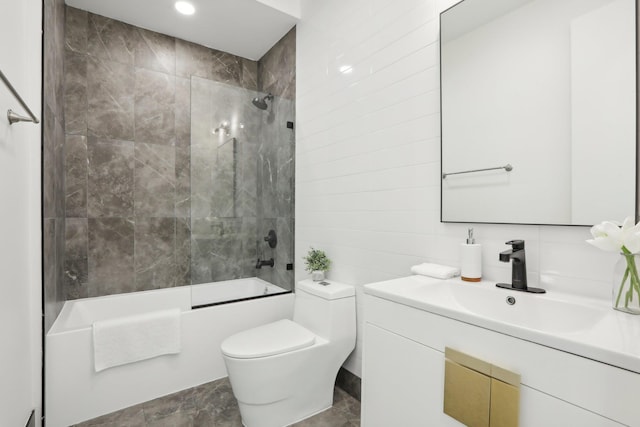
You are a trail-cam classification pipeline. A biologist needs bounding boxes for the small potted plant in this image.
[303,247,331,281]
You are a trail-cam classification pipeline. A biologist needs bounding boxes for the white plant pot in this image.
[311,271,325,281]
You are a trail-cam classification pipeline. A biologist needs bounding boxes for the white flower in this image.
[587,217,640,254]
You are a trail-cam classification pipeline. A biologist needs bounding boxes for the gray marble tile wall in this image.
[189,78,262,285]
[189,43,297,291]
[188,27,297,291]
[258,27,296,101]
[256,30,296,291]
[62,5,296,298]
[255,96,296,291]
[43,0,67,332]
[62,6,264,298]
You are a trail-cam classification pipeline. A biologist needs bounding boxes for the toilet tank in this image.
[293,280,356,342]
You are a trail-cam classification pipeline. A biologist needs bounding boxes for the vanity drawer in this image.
[363,322,622,427]
[365,294,640,426]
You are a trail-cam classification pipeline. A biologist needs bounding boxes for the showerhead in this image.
[252,97,267,110]
[252,93,273,110]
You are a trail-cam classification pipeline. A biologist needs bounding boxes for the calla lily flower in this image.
[587,216,640,254]
[590,217,640,313]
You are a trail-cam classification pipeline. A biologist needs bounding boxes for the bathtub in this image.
[45,277,294,427]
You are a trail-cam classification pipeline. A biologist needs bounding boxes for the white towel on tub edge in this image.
[92,308,181,372]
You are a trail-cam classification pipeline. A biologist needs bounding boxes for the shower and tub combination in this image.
[46,278,294,427]
[45,12,297,423]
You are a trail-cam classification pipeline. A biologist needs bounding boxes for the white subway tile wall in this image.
[296,0,622,376]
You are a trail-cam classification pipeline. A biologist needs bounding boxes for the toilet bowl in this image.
[221,279,356,427]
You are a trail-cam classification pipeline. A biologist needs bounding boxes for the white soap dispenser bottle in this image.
[461,228,482,282]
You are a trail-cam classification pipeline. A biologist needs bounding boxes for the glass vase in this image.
[613,252,640,314]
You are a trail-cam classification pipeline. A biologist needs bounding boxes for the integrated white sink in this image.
[407,280,606,334]
[364,275,640,373]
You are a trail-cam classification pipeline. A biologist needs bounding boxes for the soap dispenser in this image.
[460,228,482,282]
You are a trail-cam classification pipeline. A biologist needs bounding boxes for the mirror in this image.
[440,0,637,225]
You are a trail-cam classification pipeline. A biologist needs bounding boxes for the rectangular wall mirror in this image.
[440,0,637,226]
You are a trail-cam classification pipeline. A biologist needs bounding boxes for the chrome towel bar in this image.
[0,69,39,125]
[442,164,513,179]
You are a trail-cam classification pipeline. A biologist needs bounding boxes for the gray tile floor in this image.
[73,377,360,427]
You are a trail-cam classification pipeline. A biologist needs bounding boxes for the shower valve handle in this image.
[264,230,277,248]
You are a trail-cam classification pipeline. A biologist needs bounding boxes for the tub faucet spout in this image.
[255,258,274,269]
[496,240,545,294]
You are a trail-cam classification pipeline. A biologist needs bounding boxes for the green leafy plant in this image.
[303,247,331,272]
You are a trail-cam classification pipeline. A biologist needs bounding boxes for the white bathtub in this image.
[45,277,294,427]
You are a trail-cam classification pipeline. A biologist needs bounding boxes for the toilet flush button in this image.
[297,279,355,299]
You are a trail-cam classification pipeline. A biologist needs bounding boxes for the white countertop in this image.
[364,275,640,374]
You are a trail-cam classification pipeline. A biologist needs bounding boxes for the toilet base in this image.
[237,386,333,427]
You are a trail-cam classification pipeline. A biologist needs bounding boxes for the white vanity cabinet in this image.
[362,294,638,427]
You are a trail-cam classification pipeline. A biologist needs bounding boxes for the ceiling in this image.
[65,0,300,60]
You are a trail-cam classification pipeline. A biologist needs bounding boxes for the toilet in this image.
[221,279,356,427]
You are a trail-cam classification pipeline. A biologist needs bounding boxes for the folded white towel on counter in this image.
[410,263,460,279]
[93,308,181,372]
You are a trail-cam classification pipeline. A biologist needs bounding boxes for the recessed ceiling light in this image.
[175,1,195,15]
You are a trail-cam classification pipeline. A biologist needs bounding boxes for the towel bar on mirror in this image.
[442,164,513,179]
[0,69,39,125]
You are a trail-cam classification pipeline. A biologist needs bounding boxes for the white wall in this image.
[0,0,43,425]
[296,0,621,377]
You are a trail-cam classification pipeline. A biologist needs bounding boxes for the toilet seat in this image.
[221,319,316,359]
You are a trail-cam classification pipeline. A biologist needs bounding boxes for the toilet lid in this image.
[221,319,316,359]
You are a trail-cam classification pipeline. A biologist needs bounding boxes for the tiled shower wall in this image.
[188,78,295,290]
[254,95,296,289]
[259,28,296,101]
[43,0,66,332]
[189,79,260,284]
[256,28,296,290]
[62,6,296,298]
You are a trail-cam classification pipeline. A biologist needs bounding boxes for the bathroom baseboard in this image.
[336,367,361,402]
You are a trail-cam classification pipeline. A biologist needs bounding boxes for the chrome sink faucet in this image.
[496,240,545,294]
